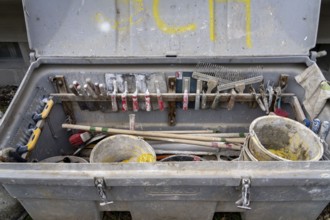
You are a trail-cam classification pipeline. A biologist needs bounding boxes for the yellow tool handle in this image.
[41,99,54,119]
[26,128,41,151]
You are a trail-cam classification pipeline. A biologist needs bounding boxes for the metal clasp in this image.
[94,177,113,206]
[235,178,251,210]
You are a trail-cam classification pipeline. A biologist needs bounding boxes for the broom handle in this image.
[142,136,241,150]
[149,130,213,134]
[149,131,248,138]
[83,136,241,151]
[62,124,243,148]
[145,133,244,143]
[193,133,248,138]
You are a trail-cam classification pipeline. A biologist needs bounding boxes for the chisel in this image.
[182,78,189,111]
[84,84,99,111]
[69,84,88,110]
[121,81,128,112]
[94,82,101,96]
[76,85,96,111]
[195,80,202,110]
[111,80,118,112]
[202,80,217,109]
[168,77,176,126]
[145,89,151,112]
[132,84,139,112]
[155,80,164,111]
[98,83,111,112]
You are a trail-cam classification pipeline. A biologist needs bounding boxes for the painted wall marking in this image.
[95,0,252,48]
[152,0,197,34]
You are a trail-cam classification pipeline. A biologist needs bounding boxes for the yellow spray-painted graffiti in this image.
[245,0,252,48]
[214,0,252,48]
[152,0,197,34]
[95,0,144,31]
[95,0,252,48]
[209,0,216,42]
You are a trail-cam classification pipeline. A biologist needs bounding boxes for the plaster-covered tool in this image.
[121,81,128,112]
[145,89,151,112]
[182,78,189,111]
[155,80,164,111]
[111,80,118,112]
[132,87,139,112]
[249,86,266,112]
[259,82,269,114]
[195,80,202,110]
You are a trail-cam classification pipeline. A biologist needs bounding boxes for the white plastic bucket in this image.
[90,135,156,163]
[245,116,323,161]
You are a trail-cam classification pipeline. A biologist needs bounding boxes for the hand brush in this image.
[69,132,92,148]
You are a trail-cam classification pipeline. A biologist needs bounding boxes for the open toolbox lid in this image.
[23,0,321,58]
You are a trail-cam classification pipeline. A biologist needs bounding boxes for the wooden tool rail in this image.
[51,93,296,102]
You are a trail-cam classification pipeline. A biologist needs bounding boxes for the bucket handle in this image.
[249,130,262,149]
[238,135,251,161]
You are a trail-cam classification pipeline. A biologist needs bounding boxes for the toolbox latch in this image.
[235,178,251,210]
[94,177,113,206]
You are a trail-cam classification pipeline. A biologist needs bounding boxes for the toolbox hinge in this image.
[235,177,251,210]
[94,177,113,206]
[29,52,36,63]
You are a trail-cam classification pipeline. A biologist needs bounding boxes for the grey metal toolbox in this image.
[0,0,329,219]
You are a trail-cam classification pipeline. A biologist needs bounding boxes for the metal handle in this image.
[235,178,251,210]
[94,178,113,206]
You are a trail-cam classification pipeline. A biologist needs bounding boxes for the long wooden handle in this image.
[149,130,213,134]
[82,136,241,151]
[290,96,306,123]
[142,136,241,150]
[155,132,248,138]
[62,124,245,143]
[62,124,242,150]
[193,133,248,138]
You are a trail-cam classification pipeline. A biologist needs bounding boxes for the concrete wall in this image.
[0,0,29,86]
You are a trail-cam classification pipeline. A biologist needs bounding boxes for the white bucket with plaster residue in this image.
[90,135,156,163]
[245,116,323,161]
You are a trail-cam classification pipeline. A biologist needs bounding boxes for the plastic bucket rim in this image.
[243,138,258,161]
[40,155,88,163]
[249,116,324,161]
[160,154,205,162]
[90,134,156,163]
